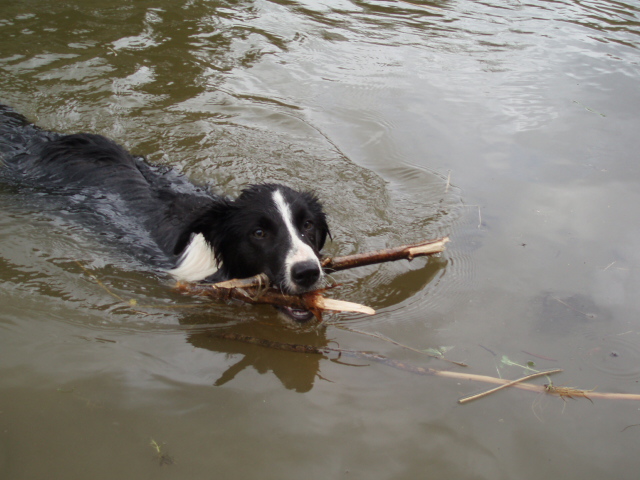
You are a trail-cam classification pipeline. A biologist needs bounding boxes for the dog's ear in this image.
[174,200,235,257]
[303,191,331,251]
[316,212,331,251]
[173,230,193,256]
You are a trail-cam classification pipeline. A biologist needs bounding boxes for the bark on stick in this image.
[175,276,375,316]
[321,236,449,272]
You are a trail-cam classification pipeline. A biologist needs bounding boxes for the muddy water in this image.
[1,1,640,478]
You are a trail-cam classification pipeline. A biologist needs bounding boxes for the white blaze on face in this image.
[168,233,219,282]
[272,189,322,290]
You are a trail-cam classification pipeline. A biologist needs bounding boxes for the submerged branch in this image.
[213,332,640,402]
[458,369,563,404]
[334,324,468,367]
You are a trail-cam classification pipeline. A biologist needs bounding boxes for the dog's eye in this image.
[303,220,314,231]
[252,228,266,239]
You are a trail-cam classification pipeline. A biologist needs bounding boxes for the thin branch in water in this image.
[213,332,640,402]
[458,369,563,404]
[335,324,467,367]
[478,344,497,356]
[621,424,640,433]
[462,204,482,228]
[522,350,557,362]
[572,99,606,117]
[76,261,216,312]
[76,261,128,304]
[554,297,596,319]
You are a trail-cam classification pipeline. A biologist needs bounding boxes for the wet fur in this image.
[0,105,330,294]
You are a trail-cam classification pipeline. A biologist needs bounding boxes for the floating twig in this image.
[213,332,640,403]
[572,100,606,117]
[458,369,563,404]
[621,424,640,432]
[522,350,557,362]
[150,439,174,467]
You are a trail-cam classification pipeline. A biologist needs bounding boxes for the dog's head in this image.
[176,184,330,321]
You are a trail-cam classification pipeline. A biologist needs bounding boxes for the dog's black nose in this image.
[291,260,321,289]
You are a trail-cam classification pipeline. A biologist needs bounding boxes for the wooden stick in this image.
[458,369,563,404]
[175,280,375,316]
[176,236,448,316]
[313,297,376,315]
[321,237,449,272]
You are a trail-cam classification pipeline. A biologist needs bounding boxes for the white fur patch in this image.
[272,189,322,291]
[168,233,219,282]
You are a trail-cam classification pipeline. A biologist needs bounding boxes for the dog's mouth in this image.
[276,305,316,323]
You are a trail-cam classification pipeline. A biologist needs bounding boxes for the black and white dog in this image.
[0,106,330,322]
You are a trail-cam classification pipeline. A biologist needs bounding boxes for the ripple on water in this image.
[583,332,640,381]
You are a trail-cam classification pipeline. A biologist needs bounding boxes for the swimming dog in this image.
[0,106,330,322]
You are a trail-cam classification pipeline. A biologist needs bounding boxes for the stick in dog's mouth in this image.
[176,236,448,322]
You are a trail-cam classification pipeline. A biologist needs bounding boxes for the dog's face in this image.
[199,184,330,320]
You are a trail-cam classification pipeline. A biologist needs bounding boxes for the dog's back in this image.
[0,105,217,266]
[0,105,59,171]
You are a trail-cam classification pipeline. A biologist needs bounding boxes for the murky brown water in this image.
[1,0,640,478]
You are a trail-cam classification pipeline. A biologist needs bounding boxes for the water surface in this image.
[1,0,640,478]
